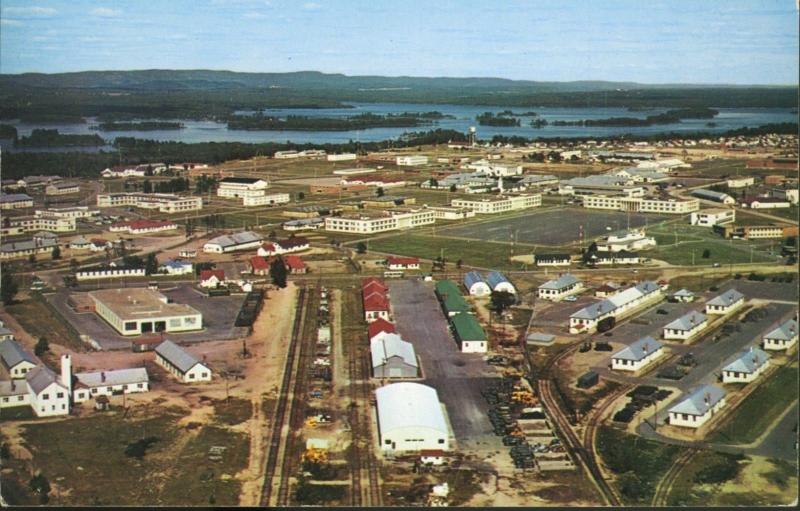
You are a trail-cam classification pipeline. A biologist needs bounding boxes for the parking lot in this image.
[47,283,249,350]
[437,208,671,246]
[388,279,500,449]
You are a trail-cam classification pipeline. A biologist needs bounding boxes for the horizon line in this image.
[0,67,797,88]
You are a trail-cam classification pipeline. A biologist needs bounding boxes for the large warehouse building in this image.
[89,289,203,336]
[375,382,450,453]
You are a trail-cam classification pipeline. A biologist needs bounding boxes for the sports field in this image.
[436,208,672,246]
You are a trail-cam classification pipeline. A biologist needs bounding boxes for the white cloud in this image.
[0,18,23,26]
[2,6,57,17]
[90,7,122,18]
[302,2,321,11]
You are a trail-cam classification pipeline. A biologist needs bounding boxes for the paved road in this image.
[388,279,500,450]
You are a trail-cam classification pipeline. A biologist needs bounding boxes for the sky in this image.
[0,0,798,84]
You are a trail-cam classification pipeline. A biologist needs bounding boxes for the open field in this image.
[596,425,685,505]
[436,208,671,247]
[666,454,797,506]
[711,364,799,445]
[5,297,85,352]
[5,404,249,506]
[364,233,523,270]
[647,223,778,266]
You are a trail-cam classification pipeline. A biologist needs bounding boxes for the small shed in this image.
[577,371,599,389]
[526,333,555,346]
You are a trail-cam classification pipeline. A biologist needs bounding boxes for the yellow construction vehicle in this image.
[305,416,318,428]
[302,447,329,464]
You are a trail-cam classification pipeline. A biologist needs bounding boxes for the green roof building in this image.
[450,312,488,353]
[435,280,470,317]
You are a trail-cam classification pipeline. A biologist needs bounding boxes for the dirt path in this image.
[237,282,299,506]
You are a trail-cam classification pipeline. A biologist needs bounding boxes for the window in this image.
[137,383,143,388]
[42,393,49,400]
[125,322,137,331]
[18,396,24,401]
[385,439,391,445]
[189,373,195,379]
[438,439,445,444]
[2,397,7,403]
[202,373,209,378]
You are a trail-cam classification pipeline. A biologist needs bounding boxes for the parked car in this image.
[563,295,578,302]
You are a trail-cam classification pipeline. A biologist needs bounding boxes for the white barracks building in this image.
[451,194,541,214]
[324,208,435,234]
[89,288,203,336]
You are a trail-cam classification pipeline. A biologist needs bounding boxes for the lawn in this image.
[711,365,799,445]
[596,426,684,505]
[646,224,776,266]
[16,405,250,506]
[7,297,85,352]
[666,451,746,506]
[364,233,528,270]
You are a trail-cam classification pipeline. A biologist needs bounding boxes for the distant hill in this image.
[1,69,792,93]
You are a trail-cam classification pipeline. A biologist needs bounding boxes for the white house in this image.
[464,271,491,297]
[569,281,663,334]
[762,318,798,351]
[534,254,572,267]
[257,237,310,256]
[538,274,583,301]
[154,340,212,383]
[375,382,450,452]
[611,336,664,372]
[726,177,755,188]
[663,311,708,341]
[667,384,727,429]
[705,289,745,315]
[199,269,226,288]
[386,256,420,271]
[72,367,150,403]
[159,259,194,275]
[0,339,38,379]
[26,364,71,417]
[370,334,419,379]
[721,347,770,384]
[0,321,14,342]
[597,229,656,252]
[671,289,696,303]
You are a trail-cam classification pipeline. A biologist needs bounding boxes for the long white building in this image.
[582,195,699,214]
[663,310,708,341]
[324,208,435,234]
[97,193,202,213]
[203,231,264,253]
[451,194,541,214]
[721,347,770,384]
[242,193,291,207]
[0,215,75,236]
[569,281,663,333]
[154,340,212,383]
[217,177,270,199]
[538,274,583,301]
[611,336,664,372]
[375,382,449,452]
[396,155,429,166]
[690,209,736,227]
[668,385,726,429]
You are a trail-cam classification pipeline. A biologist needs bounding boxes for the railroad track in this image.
[651,447,700,506]
[537,379,621,507]
[346,321,382,506]
[259,285,313,507]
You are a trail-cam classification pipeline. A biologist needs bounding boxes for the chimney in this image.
[642,342,649,354]
[101,371,106,383]
[61,354,72,396]
[704,392,710,405]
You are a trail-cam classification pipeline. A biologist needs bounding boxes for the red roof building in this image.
[200,269,225,282]
[367,317,396,340]
[284,255,307,274]
[249,256,270,275]
[363,293,389,312]
[386,256,420,269]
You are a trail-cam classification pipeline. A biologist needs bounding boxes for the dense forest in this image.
[548,107,721,127]
[226,112,439,131]
[0,70,795,123]
[476,112,521,126]
[15,129,105,148]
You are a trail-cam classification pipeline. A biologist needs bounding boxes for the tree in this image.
[490,291,516,315]
[449,184,457,192]
[142,179,153,193]
[29,473,51,504]
[456,258,463,269]
[702,248,711,259]
[429,178,438,188]
[355,242,367,254]
[376,187,385,197]
[145,253,159,275]
[69,259,79,272]
[28,253,36,264]
[34,337,50,357]
[270,257,288,288]
[297,191,305,200]
[0,265,18,305]
[51,245,61,260]
[268,230,277,240]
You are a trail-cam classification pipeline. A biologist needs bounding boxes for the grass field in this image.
[712,365,799,445]
[647,224,777,266]
[365,233,524,270]
[15,405,250,506]
[596,425,684,505]
[667,454,797,506]
[7,297,85,352]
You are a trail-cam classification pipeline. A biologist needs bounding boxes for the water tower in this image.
[468,126,476,147]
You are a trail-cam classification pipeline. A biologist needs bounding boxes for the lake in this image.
[2,103,795,151]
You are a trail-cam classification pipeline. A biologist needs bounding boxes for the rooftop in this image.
[155,340,205,373]
[613,336,663,361]
[664,310,707,331]
[89,289,201,321]
[707,289,745,307]
[669,384,726,416]
[0,339,36,369]
[75,367,149,389]
[722,347,770,374]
